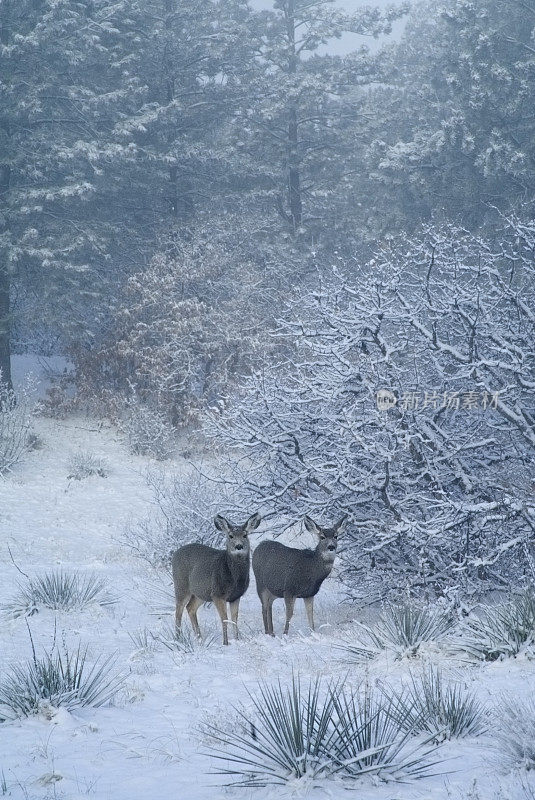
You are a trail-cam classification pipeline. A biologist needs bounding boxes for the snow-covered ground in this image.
[1,367,534,799]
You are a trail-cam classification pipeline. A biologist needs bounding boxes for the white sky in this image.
[249,0,408,55]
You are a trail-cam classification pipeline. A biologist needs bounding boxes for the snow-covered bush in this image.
[210,217,535,600]
[388,665,485,741]
[69,220,297,427]
[342,601,454,660]
[206,676,440,786]
[0,645,122,720]
[3,570,115,617]
[495,696,535,771]
[123,466,240,567]
[67,450,109,480]
[0,375,33,474]
[121,399,175,460]
[451,590,535,661]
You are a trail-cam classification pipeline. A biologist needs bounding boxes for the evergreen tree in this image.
[0,0,136,382]
[228,0,408,238]
[365,0,535,229]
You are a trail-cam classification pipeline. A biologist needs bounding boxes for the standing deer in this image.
[252,515,346,636]
[172,512,261,645]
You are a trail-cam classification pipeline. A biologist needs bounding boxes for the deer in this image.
[252,515,346,636]
[171,512,261,645]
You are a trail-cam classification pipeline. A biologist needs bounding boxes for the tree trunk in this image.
[0,260,12,390]
[286,0,302,230]
[0,3,12,390]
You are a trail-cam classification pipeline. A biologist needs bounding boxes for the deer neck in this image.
[225,549,250,580]
[315,545,336,577]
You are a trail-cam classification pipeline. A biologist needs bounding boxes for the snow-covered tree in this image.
[71,216,308,424]
[1,0,251,379]
[0,0,140,382]
[211,215,535,600]
[364,0,535,229]
[228,0,408,237]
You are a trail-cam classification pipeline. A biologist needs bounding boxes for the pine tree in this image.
[230,0,407,238]
[0,0,137,383]
[364,0,535,229]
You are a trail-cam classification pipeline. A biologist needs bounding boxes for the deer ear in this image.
[304,515,321,536]
[214,514,230,533]
[245,512,261,532]
[335,515,348,535]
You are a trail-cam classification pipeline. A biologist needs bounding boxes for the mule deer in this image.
[172,512,261,645]
[252,515,346,636]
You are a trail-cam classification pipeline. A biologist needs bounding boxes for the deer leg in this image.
[213,597,229,645]
[229,599,240,639]
[283,595,296,635]
[260,590,275,636]
[304,596,315,631]
[260,594,269,634]
[175,593,191,634]
[186,595,203,637]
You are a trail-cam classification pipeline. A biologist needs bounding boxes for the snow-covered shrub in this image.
[451,590,535,661]
[0,645,122,720]
[210,217,535,600]
[0,375,33,474]
[69,220,296,427]
[342,602,454,660]
[495,696,535,771]
[206,676,440,787]
[123,466,239,567]
[388,665,485,741]
[67,450,109,480]
[121,399,175,460]
[3,570,115,617]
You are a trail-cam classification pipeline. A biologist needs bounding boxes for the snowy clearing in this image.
[1,406,534,800]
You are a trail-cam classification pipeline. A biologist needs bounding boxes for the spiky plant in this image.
[205,676,441,787]
[452,590,535,661]
[128,627,158,654]
[0,645,123,720]
[67,450,109,480]
[155,624,214,654]
[387,665,486,741]
[329,684,441,780]
[341,601,454,661]
[3,570,116,617]
[494,696,535,771]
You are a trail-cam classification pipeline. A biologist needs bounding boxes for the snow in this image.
[1,378,535,798]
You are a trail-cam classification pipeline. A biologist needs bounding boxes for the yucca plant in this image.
[4,570,116,617]
[67,450,109,480]
[128,627,158,654]
[494,696,535,771]
[154,624,214,654]
[205,676,441,787]
[329,685,441,781]
[451,589,535,661]
[387,665,486,741]
[341,601,454,661]
[0,645,123,721]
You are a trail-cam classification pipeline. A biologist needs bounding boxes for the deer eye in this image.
[228,533,234,539]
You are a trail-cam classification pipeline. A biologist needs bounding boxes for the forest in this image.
[2,0,534,596]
